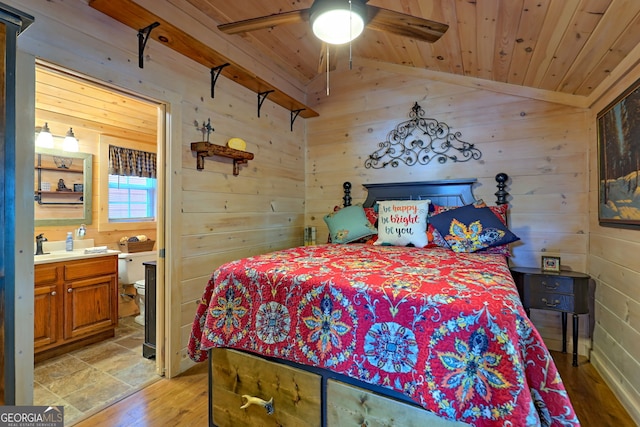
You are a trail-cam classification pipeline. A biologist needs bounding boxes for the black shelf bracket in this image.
[138,22,160,69]
[210,63,230,98]
[290,109,305,132]
[257,90,274,117]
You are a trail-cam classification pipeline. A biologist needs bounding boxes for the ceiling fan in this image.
[217,0,449,46]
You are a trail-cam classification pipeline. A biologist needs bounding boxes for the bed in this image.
[188,174,579,427]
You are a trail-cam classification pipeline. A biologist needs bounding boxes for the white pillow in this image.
[374,200,430,248]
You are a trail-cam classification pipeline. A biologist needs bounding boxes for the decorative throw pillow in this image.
[429,204,519,253]
[374,200,430,248]
[364,206,378,227]
[429,202,513,255]
[324,205,377,244]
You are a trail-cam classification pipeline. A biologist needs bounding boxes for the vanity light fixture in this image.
[62,127,79,152]
[35,122,54,148]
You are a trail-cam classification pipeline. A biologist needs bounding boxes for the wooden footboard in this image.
[209,348,470,427]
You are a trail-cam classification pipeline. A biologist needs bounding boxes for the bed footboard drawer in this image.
[326,380,471,427]
[211,349,321,427]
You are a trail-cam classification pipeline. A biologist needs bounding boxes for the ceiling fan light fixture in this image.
[310,0,366,45]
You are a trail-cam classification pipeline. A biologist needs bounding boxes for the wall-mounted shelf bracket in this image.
[138,21,160,68]
[90,0,319,119]
[257,90,274,117]
[210,63,230,98]
[190,141,254,175]
[290,109,305,131]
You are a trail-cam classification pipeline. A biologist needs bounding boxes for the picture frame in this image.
[73,183,83,193]
[597,76,640,229]
[541,256,561,273]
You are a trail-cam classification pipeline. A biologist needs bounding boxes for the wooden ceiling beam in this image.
[88,0,319,119]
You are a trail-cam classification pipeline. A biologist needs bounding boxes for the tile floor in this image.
[34,316,160,426]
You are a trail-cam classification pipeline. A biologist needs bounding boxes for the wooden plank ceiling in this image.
[181,0,640,98]
[35,65,157,143]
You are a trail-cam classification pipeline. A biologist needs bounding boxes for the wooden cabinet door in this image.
[34,264,62,350]
[63,274,117,339]
[34,283,60,349]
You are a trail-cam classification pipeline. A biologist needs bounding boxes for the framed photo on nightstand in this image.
[541,256,561,273]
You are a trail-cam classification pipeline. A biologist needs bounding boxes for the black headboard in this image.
[343,173,509,208]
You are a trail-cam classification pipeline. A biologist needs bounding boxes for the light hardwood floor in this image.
[74,351,636,427]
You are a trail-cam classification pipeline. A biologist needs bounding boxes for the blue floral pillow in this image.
[429,204,519,253]
[324,205,377,244]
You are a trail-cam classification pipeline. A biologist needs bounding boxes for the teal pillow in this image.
[429,204,520,253]
[324,205,377,244]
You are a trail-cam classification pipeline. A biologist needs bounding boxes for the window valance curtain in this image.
[108,145,157,178]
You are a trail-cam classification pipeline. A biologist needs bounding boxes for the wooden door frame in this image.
[0,4,33,405]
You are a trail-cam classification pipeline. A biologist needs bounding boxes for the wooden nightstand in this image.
[510,267,591,367]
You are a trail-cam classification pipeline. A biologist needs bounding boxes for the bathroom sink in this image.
[34,249,120,265]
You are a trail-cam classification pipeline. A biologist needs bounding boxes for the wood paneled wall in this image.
[589,63,640,424]
[34,66,158,246]
[12,0,306,377]
[305,61,591,354]
[8,2,640,422]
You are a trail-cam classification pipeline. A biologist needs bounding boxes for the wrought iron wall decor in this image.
[364,102,482,169]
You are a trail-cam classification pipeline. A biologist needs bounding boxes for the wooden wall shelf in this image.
[89,0,319,121]
[190,141,254,175]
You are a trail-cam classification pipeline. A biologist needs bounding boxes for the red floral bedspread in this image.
[188,244,579,427]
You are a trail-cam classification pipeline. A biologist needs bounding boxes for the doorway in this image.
[32,62,166,424]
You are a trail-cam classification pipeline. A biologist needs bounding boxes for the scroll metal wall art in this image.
[364,102,482,169]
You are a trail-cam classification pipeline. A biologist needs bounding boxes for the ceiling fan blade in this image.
[365,6,448,43]
[218,9,309,35]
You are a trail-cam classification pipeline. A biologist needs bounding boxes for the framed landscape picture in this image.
[597,77,640,229]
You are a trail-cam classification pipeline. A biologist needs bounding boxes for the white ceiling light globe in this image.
[312,9,364,44]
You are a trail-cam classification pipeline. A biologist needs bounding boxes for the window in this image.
[108,175,156,221]
[99,137,159,232]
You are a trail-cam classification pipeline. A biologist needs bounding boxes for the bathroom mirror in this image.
[34,147,93,226]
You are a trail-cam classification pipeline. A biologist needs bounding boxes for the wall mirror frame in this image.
[34,147,93,226]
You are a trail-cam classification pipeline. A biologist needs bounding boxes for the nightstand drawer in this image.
[528,291,574,312]
[529,275,574,294]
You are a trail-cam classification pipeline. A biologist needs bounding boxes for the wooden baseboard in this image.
[591,351,640,425]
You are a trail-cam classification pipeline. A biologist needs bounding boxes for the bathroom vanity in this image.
[34,250,119,362]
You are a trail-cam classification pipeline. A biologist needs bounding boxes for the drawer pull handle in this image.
[541,280,559,290]
[241,395,274,415]
[541,298,560,307]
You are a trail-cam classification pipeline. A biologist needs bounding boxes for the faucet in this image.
[35,233,48,255]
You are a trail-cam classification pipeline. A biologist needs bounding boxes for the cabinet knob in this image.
[67,288,73,293]
[541,297,560,307]
[51,291,57,296]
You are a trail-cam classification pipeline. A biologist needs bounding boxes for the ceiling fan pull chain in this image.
[326,43,330,96]
[349,0,353,70]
